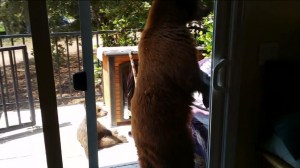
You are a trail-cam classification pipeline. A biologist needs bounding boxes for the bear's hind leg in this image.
[98,135,128,149]
[139,157,154,168]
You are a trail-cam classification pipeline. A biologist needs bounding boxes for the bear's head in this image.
[173,0,213,22]
[84,103,108,118]
[150,0,213,25]
[96,105,108,118]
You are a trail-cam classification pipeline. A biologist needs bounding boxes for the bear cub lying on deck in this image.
[131,0,212,167]
[77,104,128,157]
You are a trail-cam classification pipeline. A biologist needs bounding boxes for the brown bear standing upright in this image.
[131,0,212,167]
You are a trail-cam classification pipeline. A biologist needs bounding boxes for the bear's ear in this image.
[194,0,214,19]
[173,0,213,21]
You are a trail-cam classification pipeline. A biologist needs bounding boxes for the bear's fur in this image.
[77,105,128,157]
[131,0,212,167]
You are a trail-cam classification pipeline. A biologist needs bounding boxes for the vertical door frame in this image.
[209,0,245,168]
[221,1,245,168]
[78,1,99,168]
[28,1,63,168]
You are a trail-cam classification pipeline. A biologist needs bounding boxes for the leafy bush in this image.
[0,22,5,32]
[197,12,214,58]
[94,59,102,86]
[99,0,151,47]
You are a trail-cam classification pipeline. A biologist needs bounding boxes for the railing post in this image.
[22,46,36,125]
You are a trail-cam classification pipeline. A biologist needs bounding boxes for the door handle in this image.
[213,59,227,91]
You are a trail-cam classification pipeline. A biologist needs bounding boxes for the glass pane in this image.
[0,1,46,166]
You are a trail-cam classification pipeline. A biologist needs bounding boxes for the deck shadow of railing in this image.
[0,122,71,144]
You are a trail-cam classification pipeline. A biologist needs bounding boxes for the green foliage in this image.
[0,0,151,44]
[98,0,151,46]
[95,0,151,29]
[46,0,80,32]
[197,12,214,58]
[50,38,67,69]
[0,0,28,34]
[94,59,102,86]
[0,22,5,32]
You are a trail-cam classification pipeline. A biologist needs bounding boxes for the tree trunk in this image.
[23,1,31,33]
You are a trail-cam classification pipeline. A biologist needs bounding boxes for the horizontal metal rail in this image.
[0,45,28,51]
[0,31,122,106]
[0,29,142,38]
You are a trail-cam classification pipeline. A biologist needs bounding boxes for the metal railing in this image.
[0,45,35,133]
[0,30,142,109]
[0,28,201,108]
[0,28,203,132]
